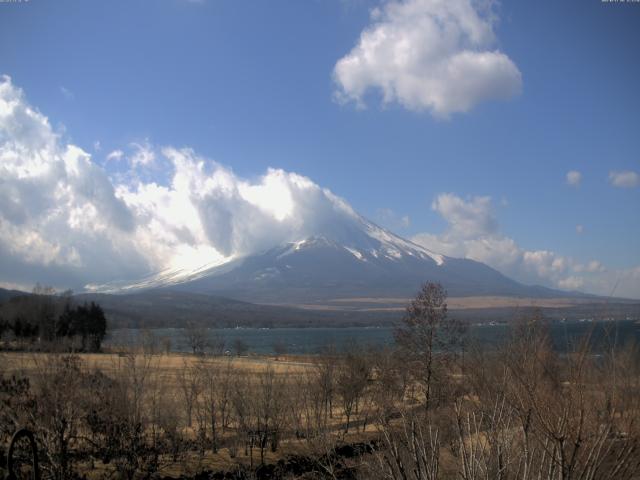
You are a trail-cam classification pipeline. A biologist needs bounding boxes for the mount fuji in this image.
[94,211,570,305]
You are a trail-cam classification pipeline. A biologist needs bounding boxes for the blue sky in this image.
[0,0,639,297]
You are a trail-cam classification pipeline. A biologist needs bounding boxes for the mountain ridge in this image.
[2,287,637,330]
[86,212,601,304]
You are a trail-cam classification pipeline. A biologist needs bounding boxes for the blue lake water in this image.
[105,320,640,355]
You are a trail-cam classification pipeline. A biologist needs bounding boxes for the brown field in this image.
[2,315,639,479]
[1,351,315,377]
[277,295,623,311]
[0,350,378,477]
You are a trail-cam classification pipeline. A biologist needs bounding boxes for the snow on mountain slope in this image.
[273,216,445,266]
[86,256,232,294]
[90,206,568,303]
[168,235,545,303]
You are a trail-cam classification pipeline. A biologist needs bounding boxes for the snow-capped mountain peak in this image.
[88,208,563,304]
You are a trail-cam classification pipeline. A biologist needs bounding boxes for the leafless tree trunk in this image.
[336,346,370,434]
[177,358,200,428]
[394,282,465,413]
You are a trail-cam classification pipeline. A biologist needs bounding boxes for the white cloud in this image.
[576,224,584,234]
[431,193,497,237]
[333,0,522,117]
[106,149,124,162]
[0,281,34,292]
[588,260,605,273]
[411,193,639,298]
[1,75,637,298]
[119,147,361,259]
[557,276,584,291]
[0,75,145,289]
[566,170,581,186]
[573,260,605,273]
[609,170,639,188]
[0,75,365,290]
[129,140,155,167]
[376,208,410,229]
[60,86,74,100]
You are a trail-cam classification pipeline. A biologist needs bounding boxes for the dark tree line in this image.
[0,285,107,352]
[56,302,107,351]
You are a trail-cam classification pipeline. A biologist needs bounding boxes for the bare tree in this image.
[118,350,156,427]
[373,412,441,480]
[209,331,226,356]
[233,338,249,356]
[183,321,210,355]
[455,313,640,480]
[194,356,234,453]
[336,345,370,434]
[30,354,84,479]
[87,350,178,479]
[315,345,337,422]
[394,282,464,412]
[371,347,410,422]
[177,358,200,428]
[253,367,289,463]
[231,366,288,466]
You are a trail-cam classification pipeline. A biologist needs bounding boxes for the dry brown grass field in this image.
[2,351,315,378]
[283,295,630,312]
[1,349,384,478]
[2,290,639,479]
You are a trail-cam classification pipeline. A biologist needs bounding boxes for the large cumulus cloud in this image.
[0,76,360,290]
[333,0,522,117]
[0,76,146,289]
[118,147,361,262]
[1,76,637,298]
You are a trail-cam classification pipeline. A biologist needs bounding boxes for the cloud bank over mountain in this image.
[0,76,147,289]
[0,75,637,298]
[0,76,364,290]
[411,194,639,298]
[333,0,522,117]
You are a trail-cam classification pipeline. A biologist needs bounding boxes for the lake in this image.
[105,320,640,355]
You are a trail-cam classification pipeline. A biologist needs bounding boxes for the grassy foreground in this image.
[2,316,640,479]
